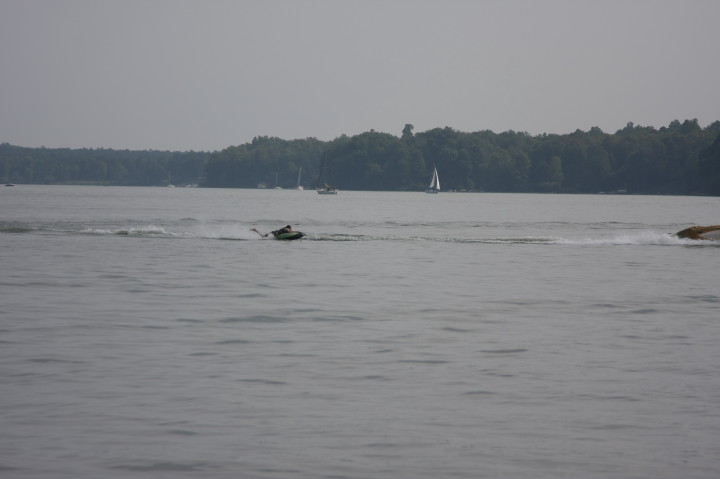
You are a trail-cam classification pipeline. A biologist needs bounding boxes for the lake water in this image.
[2,185,719,479]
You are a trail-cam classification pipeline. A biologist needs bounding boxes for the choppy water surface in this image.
[2,186,719,478]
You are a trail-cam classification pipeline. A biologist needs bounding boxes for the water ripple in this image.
[220,315,288,323]
[111,462,214,472]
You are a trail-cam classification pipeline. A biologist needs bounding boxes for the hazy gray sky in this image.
[2,0,719,151]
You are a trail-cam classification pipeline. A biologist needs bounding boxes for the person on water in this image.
[251,225,294,238]
[275,225,294,235]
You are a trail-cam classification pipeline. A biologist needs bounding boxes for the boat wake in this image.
[82,225,175,237]
[81,224,261,240]
[4,221,717,246]
[310,231,717,246]
[551,231,715,246]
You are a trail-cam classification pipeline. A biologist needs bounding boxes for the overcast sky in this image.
[1,0,719,152]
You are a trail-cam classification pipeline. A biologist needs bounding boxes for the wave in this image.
[81,225,175,237]
[0,226,35,234]
[5,220,718,246]
[81,224,261,240]
[309,231,713,246]
[2,220,271,241]
[551,231,714,246]
[111,462,213,472]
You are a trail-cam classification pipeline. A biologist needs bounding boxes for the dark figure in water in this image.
[251,225,297,238]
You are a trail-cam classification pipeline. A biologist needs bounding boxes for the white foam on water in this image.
[81,225,175,237]
[551,231,704,246]
[80,223,266,240]
[194,223,262,240]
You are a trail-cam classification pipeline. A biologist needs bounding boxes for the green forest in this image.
[0,145,208,187]
[3,119,720,195]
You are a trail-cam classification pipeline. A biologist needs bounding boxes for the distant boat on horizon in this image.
[317,154,338,195]
[426,166,440,194]
[296,167,304,190]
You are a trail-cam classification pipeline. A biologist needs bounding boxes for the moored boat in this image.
[317,154,338,194]
[317,184,338,194]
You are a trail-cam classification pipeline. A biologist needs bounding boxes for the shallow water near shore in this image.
[2,185,719,478]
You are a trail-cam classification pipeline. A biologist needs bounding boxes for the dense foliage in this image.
[3,119,720,195]
[0,144,208,186]
[205,120,720,195]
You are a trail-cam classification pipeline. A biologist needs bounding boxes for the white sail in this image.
[426,167,440,193]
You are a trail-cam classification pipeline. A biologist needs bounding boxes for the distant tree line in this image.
[0,144,208,186]
[206,119,720,195]
[3,119,720,195]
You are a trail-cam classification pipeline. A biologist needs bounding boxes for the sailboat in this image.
[426,166,440,194]
[317,154,338,194]
[296,167,304,190]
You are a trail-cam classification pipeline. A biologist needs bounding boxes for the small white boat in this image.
[317,185,338,194]
[426,166,440,194]
[296,167,304,190]
[317,155,338,194]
